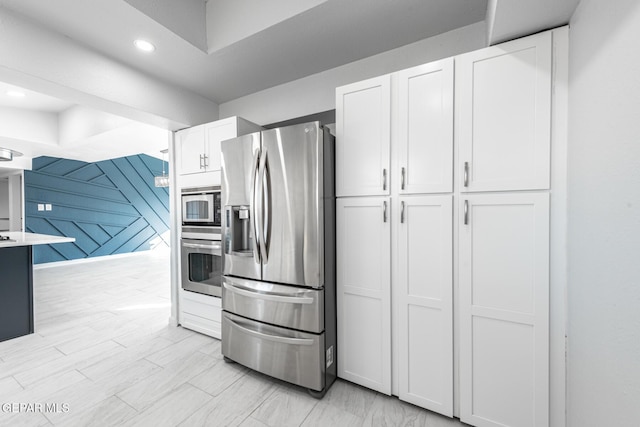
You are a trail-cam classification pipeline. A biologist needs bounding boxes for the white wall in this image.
[568,1,640,425]
[219,22,486,125]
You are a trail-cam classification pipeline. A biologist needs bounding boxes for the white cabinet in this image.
[179,289,222,339]
[397,195,453,415]
[398,59,454,194]
[336,197,391,394]
[457,31,552,193]
[336,27,565,427]
[178,124,207,175]
[459,193,549,427]
[336,75,391,197]
[177,116,261,187]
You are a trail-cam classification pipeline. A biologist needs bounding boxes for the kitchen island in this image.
[0,232,75,342]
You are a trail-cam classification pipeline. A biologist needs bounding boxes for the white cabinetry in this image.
[398,60,454,194]
[336,75,391,197]
[177,116,261,188]
[179,289,222,339]
[336,58,454,412]
[459,193,549,427]
[457,31,552,193]
[336,28,564,427]
[336,197,391,394]
[397,195,453,415]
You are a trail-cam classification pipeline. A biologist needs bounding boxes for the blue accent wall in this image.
[24,155,169,264]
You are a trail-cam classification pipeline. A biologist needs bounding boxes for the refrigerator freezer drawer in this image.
[222,312,325,391]
[222,276,324,333]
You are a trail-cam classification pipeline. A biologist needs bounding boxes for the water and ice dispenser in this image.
[224,206,254,256]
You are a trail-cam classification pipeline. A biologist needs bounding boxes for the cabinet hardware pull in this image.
[383,201,387,223]
[401,201,405,224]
[383,168,387,191]
[464,200,469,225]
[203,154,209,168]
[401,167,405,190]
[464,162,469,187]
[199,154,204,169]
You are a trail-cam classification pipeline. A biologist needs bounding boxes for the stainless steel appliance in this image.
[180,238,222,297]
[181,186,223,297]
[181,186,222,226]
[221,121,336,397]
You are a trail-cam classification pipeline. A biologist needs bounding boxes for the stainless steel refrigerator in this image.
[220,121,336,397]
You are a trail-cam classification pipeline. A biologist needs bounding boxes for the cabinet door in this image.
[179,124,206,175]
[336,75,391,197]
[398,59,454,194]
[458,31,551,192]
[205,118,237,173]
[459,193,549,427]
[397,195,453,416]
[337,197,391,394]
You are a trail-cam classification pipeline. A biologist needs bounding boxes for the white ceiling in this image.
[0,0,579,172]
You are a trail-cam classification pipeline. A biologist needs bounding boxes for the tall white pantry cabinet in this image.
[335,27,568,427]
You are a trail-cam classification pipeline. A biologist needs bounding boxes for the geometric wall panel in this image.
[24,154,170,264]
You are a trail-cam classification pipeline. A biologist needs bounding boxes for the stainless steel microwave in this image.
[181,186,222,226]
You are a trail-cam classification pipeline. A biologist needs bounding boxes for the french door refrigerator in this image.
[220,121,336,397]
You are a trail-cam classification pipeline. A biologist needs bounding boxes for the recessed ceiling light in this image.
[134,39,156,53]
[6,90,25,98]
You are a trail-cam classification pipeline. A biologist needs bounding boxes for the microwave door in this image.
[221,132,262,281]
[260,122,323,288]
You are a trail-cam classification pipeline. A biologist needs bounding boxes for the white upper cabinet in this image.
[178,124,206,176]
[459,193,550,427]
[336,197,392,395]
[457,31,552,192]
[336,75,391,197]
[177,117,261,188]
[397,195,453,416]
[398,59,454,194]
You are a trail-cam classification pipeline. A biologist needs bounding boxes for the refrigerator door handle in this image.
[258,150,269,264]
[227,317,315,346]
[250,149,261,263]
[223,281,314,304]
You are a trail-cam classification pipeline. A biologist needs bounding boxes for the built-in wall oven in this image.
[181,186,223,297]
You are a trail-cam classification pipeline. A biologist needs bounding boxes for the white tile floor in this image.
[0,249,468,426]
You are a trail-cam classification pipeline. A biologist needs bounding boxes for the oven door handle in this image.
[227,317,315,346]
[182,242,221,251]
[223,282,314,305]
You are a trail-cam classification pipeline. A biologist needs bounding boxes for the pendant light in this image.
[154,149,169,187]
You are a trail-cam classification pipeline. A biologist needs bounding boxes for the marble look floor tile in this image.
[301,401,364,427]
[121,383,211,427]
[38,379,111,425]
[52,396,137,427]
[180,372,277,427]
[0,375,24,400]
[116,351,218,411]
[144,333,214,367]
[250,383,320,427]
[321,379,378,418]
[188,358,249,397]
[13,340,124,387]
[239,416,271,427]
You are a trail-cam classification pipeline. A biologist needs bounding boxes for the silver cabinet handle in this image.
[464,162,469,187]
[203,154,209,168]
[400,201,405,224]
[401,167,406,190]
[223,282,314,304]
[383,201,387,223]
[464,200,469,225]
[383,168,387,191]
[199,154,204,169]
[228,317,315,346]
